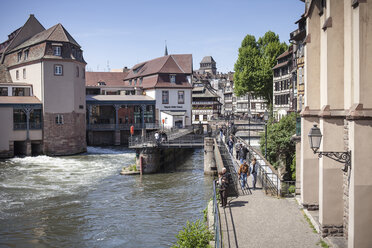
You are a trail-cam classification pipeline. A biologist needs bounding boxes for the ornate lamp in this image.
[308,124,351,172]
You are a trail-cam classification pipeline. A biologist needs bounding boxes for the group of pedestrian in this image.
[238,157,257,190]
[154,131,167,145]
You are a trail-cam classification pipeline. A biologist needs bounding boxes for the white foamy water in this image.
[0,147,135,215]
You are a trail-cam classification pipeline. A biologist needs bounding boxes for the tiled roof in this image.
[272,61,289,70]
[200,56,215,64]
[0,65,12,83]
[125,54,192,80]
[276,50,290,60]
[86,71,129,87]
[10,23,80,52]
[0,96,41,104]
[86,95,154,102]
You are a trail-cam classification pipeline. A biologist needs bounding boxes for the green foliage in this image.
[203,206,208,223]
[260,113,296,178]
[288,185,296,194]
[128,164,137,171]
[317,240,329,248]
[302,210,317,233]
[290,155,296,180]
[234,31,288,105]
[171,220,213,248]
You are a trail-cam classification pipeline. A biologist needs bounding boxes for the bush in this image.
[288,185,296,194]
[171,220,213,248]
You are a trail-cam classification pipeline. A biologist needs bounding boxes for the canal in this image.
[0,147,213,247]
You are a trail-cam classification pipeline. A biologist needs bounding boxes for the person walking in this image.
[250,157,258,190]
[227,136,234,155]
[238,161,249,189]
[238,144,246,164]
[217,167,229,208]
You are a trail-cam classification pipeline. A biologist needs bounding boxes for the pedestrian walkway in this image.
[220,186,322,248]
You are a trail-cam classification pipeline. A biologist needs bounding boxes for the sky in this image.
[0,0,305,73]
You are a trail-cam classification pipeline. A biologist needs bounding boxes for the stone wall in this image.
[0,142,14,158]
[43,112,86,155]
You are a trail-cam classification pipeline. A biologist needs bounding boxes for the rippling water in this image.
[0,147,213,248]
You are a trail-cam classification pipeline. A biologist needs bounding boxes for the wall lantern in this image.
[308,124,351,172]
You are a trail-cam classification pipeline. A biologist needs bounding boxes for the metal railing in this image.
[128,127,193,147]
[87,123,160,131]
[213,180,222,248]
[234,136,281,196]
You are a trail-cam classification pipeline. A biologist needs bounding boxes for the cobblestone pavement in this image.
[220,188,322,248]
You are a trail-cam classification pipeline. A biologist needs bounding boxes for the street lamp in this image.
[308,124,351,172]
[264,110,269,160]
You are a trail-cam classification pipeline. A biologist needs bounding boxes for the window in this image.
[203,115,207,121]
[12,87,30,96]
[17,52,22,62]
[134,78,137,85]
[54,65,63,75]
[178,91,184,104]
[0,87,8,96]
[53,46,61,56]
[56,114,64,124]
[162,90,169,104]
[129,80,132,86]
[16,70,19,80]
[23,68,26,79]
[139,77,143,85]
[98,81,106,86]
[82,68,85,79]
[76,66,79,77]
[24,50,29,60]
[195,115,199,121]
[170,75,176,84]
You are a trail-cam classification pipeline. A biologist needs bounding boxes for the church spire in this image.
[164,40,168,56]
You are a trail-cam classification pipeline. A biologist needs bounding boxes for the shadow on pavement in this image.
[229,200,249,208]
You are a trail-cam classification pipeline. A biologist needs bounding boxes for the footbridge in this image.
[128,127,206,149]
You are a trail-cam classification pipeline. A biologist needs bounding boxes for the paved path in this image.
[220,187,321,248]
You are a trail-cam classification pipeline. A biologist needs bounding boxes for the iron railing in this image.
[234,136,281,196]
[213,180,222,248]
[87,123,160,131]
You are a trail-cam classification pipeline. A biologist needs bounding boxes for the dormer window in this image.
[98,81,106,86]
[24,50,29,60]
[53,46,61,56]
[17,52,22,62]
[170,74,176,84]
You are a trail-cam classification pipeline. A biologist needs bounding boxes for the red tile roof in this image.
[272,61,289,70]
[86,71,129,87]
[125,54,192,80]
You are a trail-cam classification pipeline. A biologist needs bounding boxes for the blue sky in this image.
[1,0,304,73]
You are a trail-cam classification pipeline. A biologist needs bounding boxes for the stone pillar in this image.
[318,117,344,237]
[26,141,32,156]
[300,115,319,210]
[348,119,372,248]
[114,104,120,130]
[114,130,120,146]
[204,137,216,175]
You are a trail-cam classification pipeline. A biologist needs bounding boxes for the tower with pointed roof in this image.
[0,15,87,157]
[199,56,217,75]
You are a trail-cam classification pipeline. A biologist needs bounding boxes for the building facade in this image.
[191,80,221,124]
[123,54,193,128]
[300,1,372,247]
[0,15,86,157]
[273,46,294,121]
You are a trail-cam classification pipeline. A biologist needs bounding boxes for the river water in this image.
[0,147,213,248]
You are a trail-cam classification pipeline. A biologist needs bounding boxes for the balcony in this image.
[14,122,42,130]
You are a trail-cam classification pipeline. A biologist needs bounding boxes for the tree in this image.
[260,113,296,180]
[234,31,287,105]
